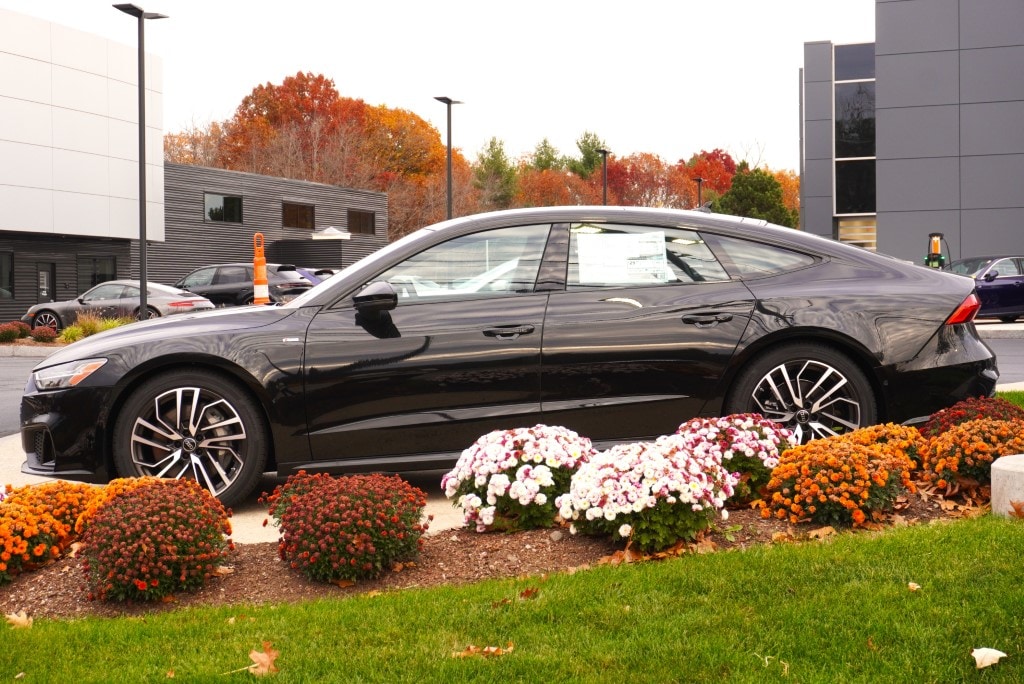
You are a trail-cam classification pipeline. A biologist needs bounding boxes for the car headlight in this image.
[33,359,108,390]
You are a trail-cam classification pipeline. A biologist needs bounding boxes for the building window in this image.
[834,42,875,216]
[836,218,877,251]
[205,193,243,223]
[0,252,12,299]
[348,209,375,235]
[77,256,117,294]
[283,202,315,229]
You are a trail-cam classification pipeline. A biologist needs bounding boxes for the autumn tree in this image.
[163,120,225,167]
[770,167,801,217]
[611,153,672,207]
[474,138,517,210]
[684,148,737,197]
[714,167,798,227]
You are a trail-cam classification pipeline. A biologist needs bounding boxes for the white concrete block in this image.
[991,454,1024,518]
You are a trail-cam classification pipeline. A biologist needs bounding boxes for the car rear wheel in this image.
[998,315,1020,323]
[725,343,877,444]
[135,306,161,320]
[112,370,268,507]
[32,310,63,332]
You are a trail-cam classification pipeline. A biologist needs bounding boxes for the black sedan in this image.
[21,280,215,331]
[946,256,1024,322]
[21,207,998,506]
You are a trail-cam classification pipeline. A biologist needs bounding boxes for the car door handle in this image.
[483,324,535,339]
[682,313,733,328]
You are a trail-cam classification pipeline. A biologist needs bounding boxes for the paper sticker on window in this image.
[577,232,667,284]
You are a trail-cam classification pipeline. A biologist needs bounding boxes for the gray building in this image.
[800,0,1024,262]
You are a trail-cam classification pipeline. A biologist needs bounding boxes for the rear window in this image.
[710,235,817,278]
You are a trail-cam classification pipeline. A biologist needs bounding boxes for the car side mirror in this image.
[353,281,398,314]
[984,271,998,282]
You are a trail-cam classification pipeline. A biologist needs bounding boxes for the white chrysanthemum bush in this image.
[676,413,796,505]
[441,425,596,532]
[556,433,738,553]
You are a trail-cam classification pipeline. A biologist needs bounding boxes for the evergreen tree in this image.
[714,168,798,227]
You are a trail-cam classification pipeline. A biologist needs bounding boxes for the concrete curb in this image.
[0,345,59,357]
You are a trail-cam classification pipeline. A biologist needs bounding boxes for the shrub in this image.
[29,326,58,342]
[919,418,1024,490]
[3,481,101,533]
[758,428,916,527]
[442,424,596,532]
[59,325,84,343]
[0,501,70,585]
[74,476,168,535]
[919,396,1024,440]
[79,478,232,602]
[74,313,106,337]
[676,413,795,504]
[557,435,737,553]
[9,321,30,338]
[101,316,134,331]
[0,322,20,343]
[842,422,927,467]
[271,473,428,583]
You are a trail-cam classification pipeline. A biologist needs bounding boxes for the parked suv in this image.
[174,263,313,307]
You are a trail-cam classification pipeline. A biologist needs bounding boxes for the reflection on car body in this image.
[20,206,998,507]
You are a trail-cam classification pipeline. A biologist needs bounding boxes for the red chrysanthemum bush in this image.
[266,472,428,584]
[78,478,232,602]
[758,425,917,528]
[0,322,20,343]
[0,481,101,585]
[29,326,59,342]
[919,396,1024,440]
[918,418,1024,491]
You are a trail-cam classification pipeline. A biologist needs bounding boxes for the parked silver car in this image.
[21,280,215,331]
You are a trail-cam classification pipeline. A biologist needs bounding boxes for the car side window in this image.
[567,223,729,289]
[217,266,251,284]
[708,234,817,278]
[991,259,1021,277]
[83,284,125,301]
[371,224,550,302]
[180,268,215,288]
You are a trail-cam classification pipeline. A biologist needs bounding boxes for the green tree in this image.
[473,137,517,210]
[529,138,563,171]
[566,131,607,179]
[714,168,798,227]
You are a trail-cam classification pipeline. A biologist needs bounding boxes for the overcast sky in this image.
[5,0,875,171]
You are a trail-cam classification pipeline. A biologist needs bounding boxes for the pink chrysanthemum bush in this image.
[267,472,428,583]
[556,434,737,553]
[676,413,795,504]
[442,424,596,532]
[79,478,232,602]
[757,426,917,528]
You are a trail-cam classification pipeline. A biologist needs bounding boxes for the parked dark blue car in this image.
[947,256,1024,322]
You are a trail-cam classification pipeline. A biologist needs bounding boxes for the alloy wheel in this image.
[748,359,862,443]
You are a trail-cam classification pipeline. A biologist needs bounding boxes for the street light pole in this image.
[693,177,704,208]
[596,148,610,205]
[115,3,166,317]
[434,96,462,219]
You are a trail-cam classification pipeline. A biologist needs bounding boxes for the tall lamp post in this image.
[115,3,167,316]
[693,176,704,208]
[596,148,610,205]
[434,96,462,219]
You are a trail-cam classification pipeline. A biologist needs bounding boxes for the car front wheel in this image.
[112,370,268,507]
[32,310,63,331]
[725,343,877,444]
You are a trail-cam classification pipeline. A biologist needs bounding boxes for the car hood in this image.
[34,305,304,369]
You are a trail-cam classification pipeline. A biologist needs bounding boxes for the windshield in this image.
[947,258,994,277]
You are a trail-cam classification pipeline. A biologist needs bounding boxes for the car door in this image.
[302,223,552,464]
[539,222,753,445]
[176,267,219,304]
[980,258,1024,317]
[78,283,127,320]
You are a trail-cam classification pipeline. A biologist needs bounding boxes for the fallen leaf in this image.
[213,565,235,577]
[519,587,539,600]
[972,647,1007,669]
[452,642,514,658]
[908,582,921,592]
[332,579,355,588]
[1009,500,1024,519]
[5,611,32,629]
[68,541,84,558]
[491,598,512,609]
[808,526,836,540]
[392,562,405,573]
[249,641,280,676]
[939,499,957,512]
[166,669,175,678]
[771,531,795,544]
[15,674,25,680]
[866,636,878,651]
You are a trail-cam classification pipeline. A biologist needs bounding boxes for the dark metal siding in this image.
[152,164,388,284]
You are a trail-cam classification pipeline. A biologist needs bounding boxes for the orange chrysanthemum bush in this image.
[840,422,927,468]
[265,472,428,584]
[759,426,917,528]
[919,396,1024,440]
[78,478,232,602]
[918,417,1024,491]
[0,481,100,584]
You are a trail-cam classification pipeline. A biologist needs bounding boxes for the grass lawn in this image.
[3,515,1023,682]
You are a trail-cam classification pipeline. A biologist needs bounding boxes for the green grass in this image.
[999,390,1024,410]
[3,516,1023,682]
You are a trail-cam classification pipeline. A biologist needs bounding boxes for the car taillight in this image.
[945,293,981,325]
[168,301,195,308]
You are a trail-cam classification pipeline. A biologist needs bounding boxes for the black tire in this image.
[135,306,161,320]
[998,315,1020,323]
[724,343,877,443]
[32,310,63,332]
[112,370,268,508]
